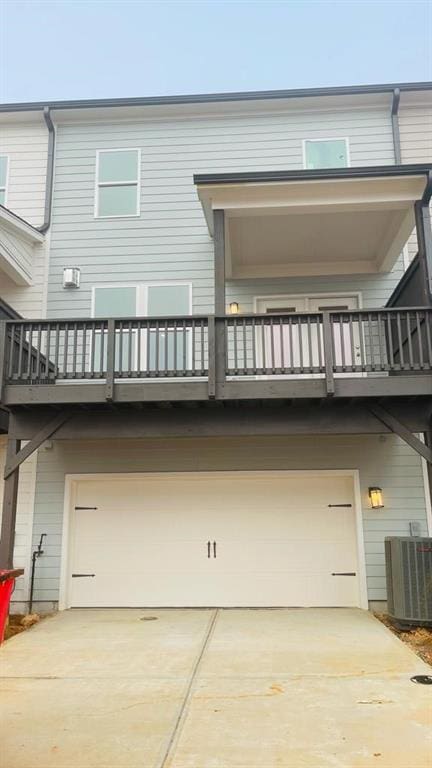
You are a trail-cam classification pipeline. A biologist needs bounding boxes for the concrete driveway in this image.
[1,608,431,768]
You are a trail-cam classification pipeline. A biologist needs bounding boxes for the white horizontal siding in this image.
[0,119,49,317]
[47,106,396,317]
[0,437,38,606]
[31,434,428,604]
[0,121,48,227]
[0,227,34,281]
[0,240,48,317]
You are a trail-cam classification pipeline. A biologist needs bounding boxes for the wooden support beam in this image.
[414,200,432,305]
[322,311,335,396]
[4,410,73,479]
[424,421,432,509]
[105,318,115,402]
[369,403,432,463]
[0,438,21,569]
[207,316,216,399]
[214,209,225,315]
[0,321,6,404]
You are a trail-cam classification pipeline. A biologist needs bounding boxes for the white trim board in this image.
[59,469,368,611]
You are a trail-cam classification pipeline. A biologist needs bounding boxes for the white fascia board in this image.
[0,207,45,245]
[0,244,33,285]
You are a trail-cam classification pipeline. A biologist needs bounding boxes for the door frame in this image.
[59,469,368,610]
[253,291,363,313]
[253,292,363,376]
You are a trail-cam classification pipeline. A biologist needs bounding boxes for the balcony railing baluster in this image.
[1,310,430,396]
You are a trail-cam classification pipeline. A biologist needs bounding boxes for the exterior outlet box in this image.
[385,537,432,627]
[409,521,422,537]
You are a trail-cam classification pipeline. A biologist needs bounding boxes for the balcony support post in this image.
[4,410,73,480]
[213,209,226,393]
[0,320,6,404]
[106,319,116,402]
[0,435,21,569]
[369,404,432,464]
[322,312,335,396]
[424,421,432,511]
[415,172,432,306]
[214,209,225,315]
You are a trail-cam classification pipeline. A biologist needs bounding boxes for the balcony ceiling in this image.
[195,167,430,278]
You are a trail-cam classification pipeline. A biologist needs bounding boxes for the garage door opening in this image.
[61,471,367,609]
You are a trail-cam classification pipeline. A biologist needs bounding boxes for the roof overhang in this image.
[0,206,44,286]
[195,165,432,279]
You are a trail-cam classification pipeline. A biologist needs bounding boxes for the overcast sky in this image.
[1,0,431,103]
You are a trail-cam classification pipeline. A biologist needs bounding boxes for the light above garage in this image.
[195,166,431,279]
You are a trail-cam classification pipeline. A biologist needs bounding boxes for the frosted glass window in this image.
[96,149,139,216]
[98,185,138,217]
[147,285,190,371]
[305,140,348,169]
[98,150,138,183]
[147,285,190,316]
[0,156,8,204]
[94,286,137,317]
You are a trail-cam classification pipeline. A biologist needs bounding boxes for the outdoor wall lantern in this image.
[63,267,80,289]
[368,487,384,509]
[229,302,239,314]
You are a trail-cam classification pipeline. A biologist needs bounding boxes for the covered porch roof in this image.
[194,165,432,279]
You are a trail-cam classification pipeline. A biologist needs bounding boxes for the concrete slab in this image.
[0,676,184,768]
[1,608,211,678]
[171,674,432,768]
[1,608,430,768]
[199,608,429,677]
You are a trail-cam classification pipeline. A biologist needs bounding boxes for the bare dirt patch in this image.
[375,613,432,667]
[4,613,43,641]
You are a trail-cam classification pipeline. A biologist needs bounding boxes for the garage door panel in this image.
[67,472,360,608]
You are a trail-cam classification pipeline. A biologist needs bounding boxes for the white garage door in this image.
[66,472,362,608]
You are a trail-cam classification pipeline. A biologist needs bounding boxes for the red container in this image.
[0,569,24,644]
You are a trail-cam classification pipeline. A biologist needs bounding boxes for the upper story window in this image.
[95,149,140,218]
[0,156,9,205]
[303,139,349,169]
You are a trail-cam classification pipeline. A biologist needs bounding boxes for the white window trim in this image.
[302,137,351,170]
[0,155,9,206]
[94,148,141,219]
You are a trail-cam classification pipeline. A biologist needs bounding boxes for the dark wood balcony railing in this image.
[225,307,432,376]
[0,308,431,404]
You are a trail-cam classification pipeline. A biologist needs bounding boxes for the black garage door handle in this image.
[331,572,356,576]
[72,573,95,578]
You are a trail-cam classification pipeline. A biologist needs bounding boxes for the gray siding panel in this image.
[32,434,428,604]
[47,106,396,317]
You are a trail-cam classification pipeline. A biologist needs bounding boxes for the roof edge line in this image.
[1,81,432,113]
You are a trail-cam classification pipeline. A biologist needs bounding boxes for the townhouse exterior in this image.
[0,82,431,613]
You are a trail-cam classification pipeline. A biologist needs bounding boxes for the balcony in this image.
[0,307,431,407]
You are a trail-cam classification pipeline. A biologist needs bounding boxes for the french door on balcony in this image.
[255,295,361,375]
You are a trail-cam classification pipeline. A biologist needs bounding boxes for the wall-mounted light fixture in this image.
[368,487,384,509]
[229,302,239,314]
[63,267,80,289]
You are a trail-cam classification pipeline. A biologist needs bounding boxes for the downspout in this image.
[38,107,55,234]
[391,88,401,164]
